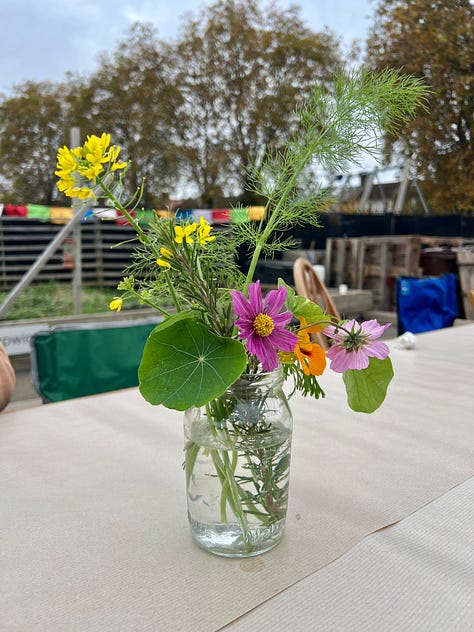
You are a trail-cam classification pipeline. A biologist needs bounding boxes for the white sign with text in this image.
[0,325,45,356]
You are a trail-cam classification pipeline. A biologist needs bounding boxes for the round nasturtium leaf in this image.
[342,356,394,413]
[138,312,247,410]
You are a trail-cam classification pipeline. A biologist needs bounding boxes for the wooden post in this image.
[393,163,410,214]
[0,210,87,318]
[70,127,83,315]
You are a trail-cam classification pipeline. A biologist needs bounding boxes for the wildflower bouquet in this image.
[56,68,428,556]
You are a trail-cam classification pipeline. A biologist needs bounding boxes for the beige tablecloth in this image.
[225,477,474,631]
[1,325,473,631]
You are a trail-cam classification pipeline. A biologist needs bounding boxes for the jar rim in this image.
[230,365,284,389]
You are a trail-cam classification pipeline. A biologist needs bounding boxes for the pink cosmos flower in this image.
[230,281,298,371]
[323,318,391,373]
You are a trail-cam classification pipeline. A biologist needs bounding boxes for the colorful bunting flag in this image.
[230,207,249,224]
[27,204,51,221]
[192,209,213,223]
[4,204,28,217]
[248,206,265,221]
[212,209,231,223]
[49,207,73,224]
[0,201,265,226]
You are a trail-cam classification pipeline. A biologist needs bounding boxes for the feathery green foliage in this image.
[240,67,430,286]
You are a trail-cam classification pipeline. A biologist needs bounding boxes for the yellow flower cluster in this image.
[55,133,127,200]
[174,217,216,246]
[174,224,196,245]
[156,217,216,269]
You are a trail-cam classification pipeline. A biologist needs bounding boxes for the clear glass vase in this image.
[184,367,293,557]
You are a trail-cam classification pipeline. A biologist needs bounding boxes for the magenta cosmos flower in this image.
[323,318,391,373]
[230,281,298,371]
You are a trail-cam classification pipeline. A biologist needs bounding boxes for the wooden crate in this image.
[325,236,423,310]
[355,236,422,310]
[324,238,360,288]
[420,236,466,248]
[456,250,474,320]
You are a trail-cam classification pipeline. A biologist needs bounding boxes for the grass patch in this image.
[0,282,143,320]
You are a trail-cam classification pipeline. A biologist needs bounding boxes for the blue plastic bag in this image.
[396,274,458,335]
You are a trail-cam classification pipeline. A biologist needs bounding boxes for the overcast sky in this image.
[0,0,374,94]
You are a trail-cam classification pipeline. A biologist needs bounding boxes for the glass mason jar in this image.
[184,367,293,558]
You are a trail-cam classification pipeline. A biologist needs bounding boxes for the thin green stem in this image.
[220,449,251,548]
[220,478,229,523]
[95,175,151,248]
[209,447,249,536]
[245,143,315,289]
[185,442,200,487]
[163,272,182,312]
[203,402,252,547]
[126,287,171,318]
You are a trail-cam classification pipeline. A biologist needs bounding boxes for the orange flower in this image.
[294,317,326,376]
[298,315,324,336]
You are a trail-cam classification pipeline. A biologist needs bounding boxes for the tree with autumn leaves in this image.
[0,1,340,208]
[0,0,473,214]
[170,0,340,207]
[0,81,68,204]
[366,0,474,213]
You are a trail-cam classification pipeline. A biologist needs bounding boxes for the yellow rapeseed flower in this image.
[109,297,123,312]
[108,145,127,170]
[108,145,120,162]
[55,133,127,199]
[78,162,104,180]
[56,175,76,193]
[83,134,128,176]
[174,223,197,244]
[156,247,173,268]
[196,217,216,245]
[160,247,173,258]
[83,133,111,165]
[55,146,78,178]
[156,258,171,268]
[68,187,95,200]
[111,158,128,171]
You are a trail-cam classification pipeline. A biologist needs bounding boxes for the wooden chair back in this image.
[293,257,340,350]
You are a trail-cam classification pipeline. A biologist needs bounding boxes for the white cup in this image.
[338,284,348,295]
[313,265,325,283]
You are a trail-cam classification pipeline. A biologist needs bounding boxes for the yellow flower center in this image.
[253,313,274,337]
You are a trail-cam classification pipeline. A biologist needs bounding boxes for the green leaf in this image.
[277,278,296,304]
[138,312,247,410]
[342,356,394,414]
[292,295,330,325]
[278,277,330,325]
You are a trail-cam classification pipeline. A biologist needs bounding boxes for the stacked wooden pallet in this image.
[357,236,421,310]
[325,236,422,310]
[324,235,473,312]
[456,250,474,320]
[324,238,361,289]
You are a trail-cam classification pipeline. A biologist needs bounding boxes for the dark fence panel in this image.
[284,213,474,251]
[0,214,473,291]
[0,218,137,291]
[394,214,465,236]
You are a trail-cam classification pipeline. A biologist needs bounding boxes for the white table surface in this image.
[225,477,474,631]
[1,324,473,631]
